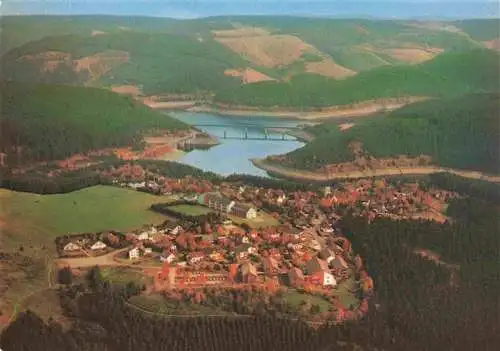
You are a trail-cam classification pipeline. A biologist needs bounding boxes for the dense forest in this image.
[214,50,499,108]
[2,174,499,351]
[0,82,187,164]
[285,93,500,173]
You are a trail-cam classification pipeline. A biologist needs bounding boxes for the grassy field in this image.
[167,204,214,216]
[283,290,331,312]
[331,275,361,309]
[0,185,169,326]
[1,185,168,253]
[228,211,280,229]
[101,267,152,286]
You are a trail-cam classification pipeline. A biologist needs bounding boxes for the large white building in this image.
[90,240,107,251]
[128,247,141,260]
[200,193,257,219]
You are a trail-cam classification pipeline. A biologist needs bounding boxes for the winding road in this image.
[252,159,500,183]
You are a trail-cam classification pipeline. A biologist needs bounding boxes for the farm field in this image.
[331,276,361,309]
[101,267,153,287]
[1,185,168,253]
[228,211,280,229]
[0,185,169,328]
[167,204,214,216]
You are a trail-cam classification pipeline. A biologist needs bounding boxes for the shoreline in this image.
[146,96,430,120]
[251,158,500,183]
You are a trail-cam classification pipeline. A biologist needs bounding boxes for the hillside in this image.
[215,50,500,108]
[0,83,187,164]
[0,31,253,95]
[1,16,498,99]
[281,93,500,174]
[216,17,486,69]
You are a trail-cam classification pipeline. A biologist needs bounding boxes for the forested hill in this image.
[0,83,187,165]
[285,93,500,174]
[1,16,498,104]
[214,49,500,108]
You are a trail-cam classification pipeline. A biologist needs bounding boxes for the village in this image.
[55,162,458,324]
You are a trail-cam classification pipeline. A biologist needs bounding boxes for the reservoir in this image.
[167,111,305,176]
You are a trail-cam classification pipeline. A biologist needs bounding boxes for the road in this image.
[252,159,500,184]
[58,248,130,268]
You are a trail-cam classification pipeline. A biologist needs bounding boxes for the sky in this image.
[1,0,499,19]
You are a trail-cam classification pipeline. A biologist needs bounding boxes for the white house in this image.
[144,247,153,255]
[63,242,81,251]
[128,181,146,189]
[323,186,332,196]
[137,232,150,241]
[129,247,141,260]
[170,225,183,236]
[247,246,258,255]
[322,271,337,287]
[245,208,257,219]
[90,240,107,251]
[277,194,287,205]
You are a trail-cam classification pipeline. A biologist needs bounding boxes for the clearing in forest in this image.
[224,68,276,84]
[214,30,320,68]
[111,84,143,96]
[305,58,356,79]
[383,48,444,64]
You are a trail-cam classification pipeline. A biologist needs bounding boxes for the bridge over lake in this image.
[192,123,300,141]
[192,123,301,130]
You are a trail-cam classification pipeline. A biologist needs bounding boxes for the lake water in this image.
[167,111,306,177]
